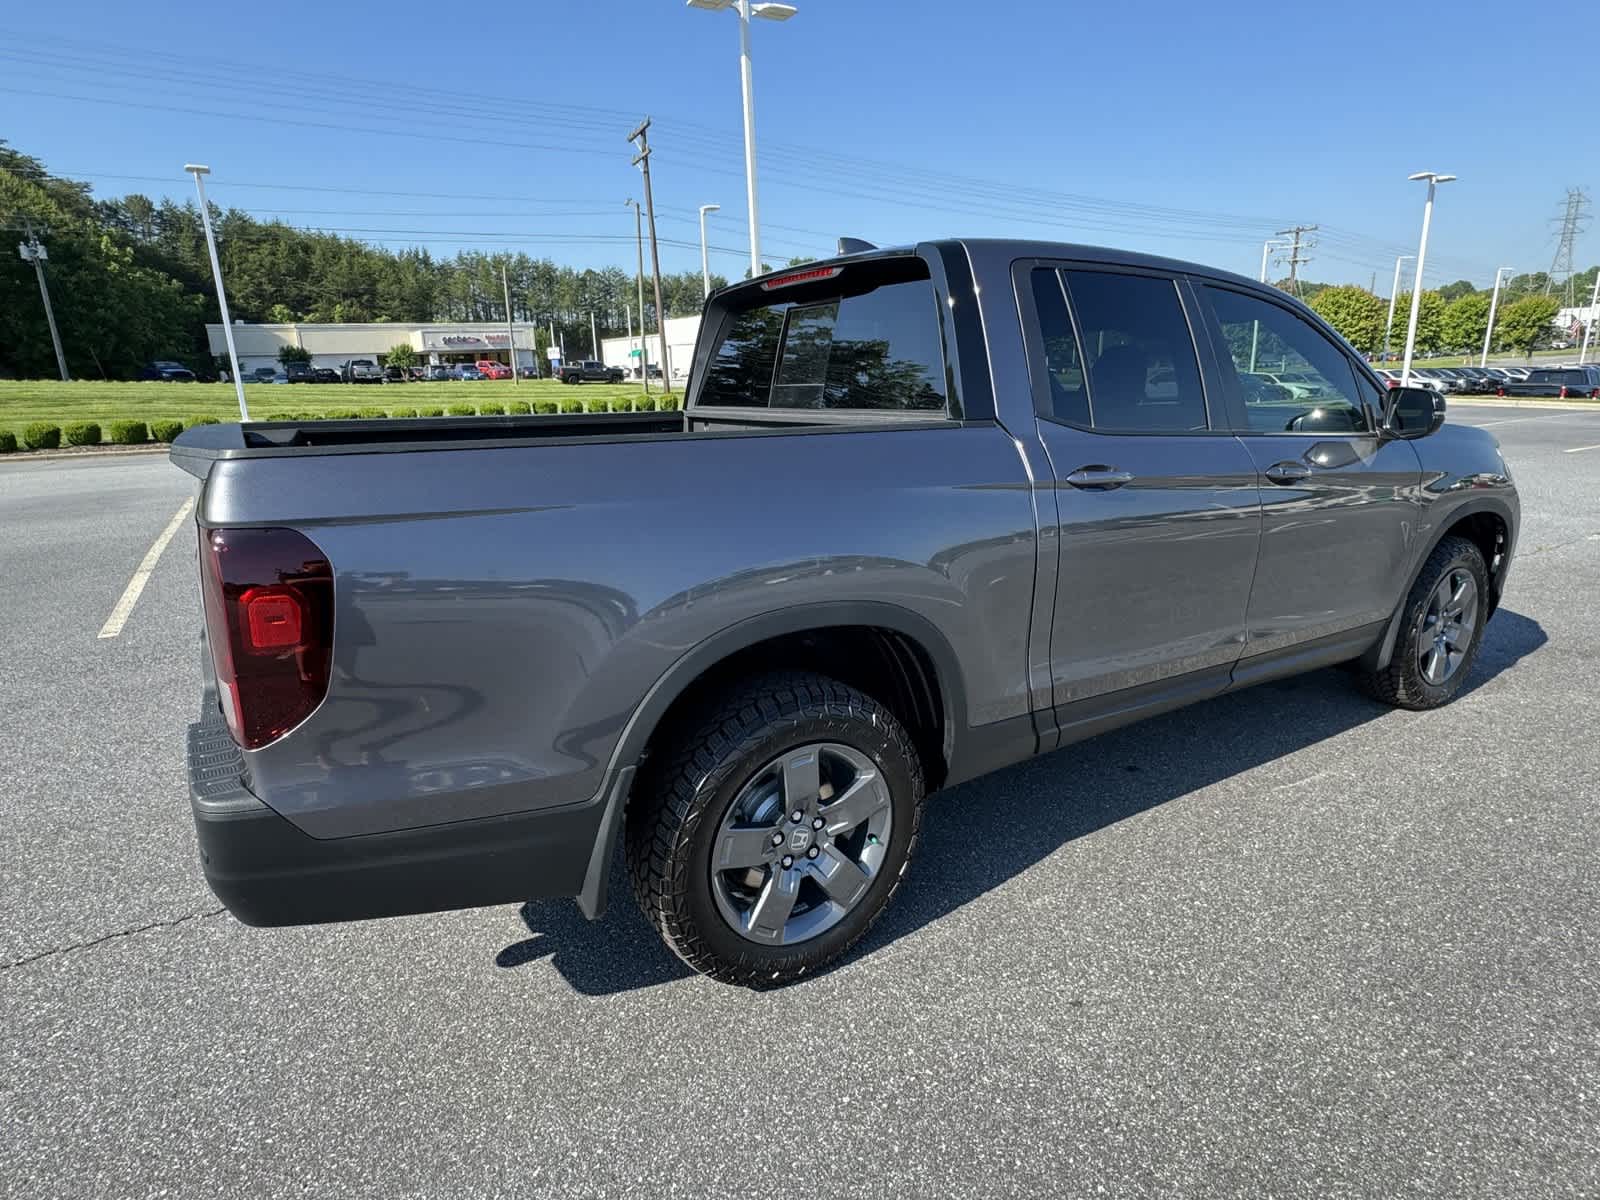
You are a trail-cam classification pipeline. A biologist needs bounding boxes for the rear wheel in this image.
[1360,535,1488,710]
[625,672,924,987]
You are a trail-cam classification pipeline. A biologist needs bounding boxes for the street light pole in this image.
[1249,238,1288,372]
[698,203,721,298]
[1382,254,1414,366]
[1481,266,1512,368]
[1580,270,1600,365]
[687,0,796,279]
[1400,171,1456,388]
[185,163,248,420]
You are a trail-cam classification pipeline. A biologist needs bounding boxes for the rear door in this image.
[1015,262,1262,724]
[1192,281,1421,658]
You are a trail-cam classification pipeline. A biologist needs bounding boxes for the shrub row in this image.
[3,395,681,452]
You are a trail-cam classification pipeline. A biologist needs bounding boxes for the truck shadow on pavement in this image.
[498,608,1546,996]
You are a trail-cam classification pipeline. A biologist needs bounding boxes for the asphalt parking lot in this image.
[3,403,1597,1198]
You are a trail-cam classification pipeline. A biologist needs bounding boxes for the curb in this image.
[1448,397,1600,411]
[0,444,171,465]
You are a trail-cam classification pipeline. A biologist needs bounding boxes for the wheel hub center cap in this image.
[787,827,814,854]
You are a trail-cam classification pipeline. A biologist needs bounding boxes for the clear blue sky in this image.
[3,1,1593,291]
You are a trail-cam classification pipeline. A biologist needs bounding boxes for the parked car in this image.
[138,360,196,382]
[456,365,485,381]
[556,359,625,384]
[1497,366,1600,399]
[423,365,452,381]
[517,365,541,380]
[1408,368,1460,394]
[382,365,410,383]
[284,362,313,383]
[475,360,513,380]
[308,367,341,384]
[1498,366,1531,381]
[169,238,1519,987]
[341,359,383,384]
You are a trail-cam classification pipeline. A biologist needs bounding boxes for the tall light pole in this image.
[687,0,797,279]
[185,163,248,420]
[1579,270,1600,365]
[698,203,721,298]
[1480,266,1513,367]
[1382,254,1414,365]
[1400,171,1456,388]
[626,198,649,390]
[1249,238,1289,372]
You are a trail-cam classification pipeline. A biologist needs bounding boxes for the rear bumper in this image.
[187,711,613,927]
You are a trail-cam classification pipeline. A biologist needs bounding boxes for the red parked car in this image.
[475,360,512,380]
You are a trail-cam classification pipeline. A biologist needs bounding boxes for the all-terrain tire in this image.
[625,672,924,987]
[1360,535,1489,710]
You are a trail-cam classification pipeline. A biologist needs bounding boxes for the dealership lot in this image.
[2,404,1597,1197]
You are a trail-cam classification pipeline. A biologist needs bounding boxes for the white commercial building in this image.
[598,315,702,382]
[205,321,547,376]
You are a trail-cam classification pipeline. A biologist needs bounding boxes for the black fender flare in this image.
[576,601,969,918]
[1361,495,1516,673]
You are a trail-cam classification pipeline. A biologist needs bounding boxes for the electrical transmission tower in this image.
[1546,188,1590,306]
[1275,225,1319,298]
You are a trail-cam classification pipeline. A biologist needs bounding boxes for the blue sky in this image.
[3,0,1594,291]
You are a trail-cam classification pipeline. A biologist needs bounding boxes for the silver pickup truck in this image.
[173,240,1519,986]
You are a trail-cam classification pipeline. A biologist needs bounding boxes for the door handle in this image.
[1264,461,1312,485]
[1065,466,1135,490]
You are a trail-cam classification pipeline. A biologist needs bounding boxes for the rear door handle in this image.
[1264,461,1312,485]
[1064,466,1135,490]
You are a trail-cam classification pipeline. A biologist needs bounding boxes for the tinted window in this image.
[1028,269,1089,426]
[1061,271,1208,431]
[698,266,947,412]
[1202,285,1371,434]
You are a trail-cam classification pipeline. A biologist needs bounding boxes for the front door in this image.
[1193,282,1421,656]
[1018,265,1263,725]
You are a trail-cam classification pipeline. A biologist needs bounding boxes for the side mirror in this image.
[1383,386,1445,439]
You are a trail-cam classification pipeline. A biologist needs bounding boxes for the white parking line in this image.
[1462,413,1594,428]
[97,498,195,639]
[1564,443,1600,454]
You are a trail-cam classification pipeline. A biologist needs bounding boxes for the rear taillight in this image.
[1559,386,1569,398]
[200,527,333,750]
[1497,386,1504,396]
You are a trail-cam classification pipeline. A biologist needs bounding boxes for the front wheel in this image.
[625,672,924,987]
[1360,535,1489,710]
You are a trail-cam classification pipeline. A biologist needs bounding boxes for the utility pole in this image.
[501,264,518,386]
[1274,225,1318,299]
[185,163,248,420]
[629,117,673,394]
[1382,255,1413,365]
[1481,266,1512,368]
[18,219,69,381]
[590,310,599,360]
[1579,270,1600,365]
[626,199,650,392]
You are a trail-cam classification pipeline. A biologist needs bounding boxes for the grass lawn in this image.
[0,379,675,444]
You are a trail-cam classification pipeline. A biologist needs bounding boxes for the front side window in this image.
[698,261,947,412]
[1202,285,1371,434]
[1060,270,1209,432]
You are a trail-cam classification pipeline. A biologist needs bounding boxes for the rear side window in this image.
[1028,269,1090,426]
[1061,270,1208,432]
[698,259,948,412]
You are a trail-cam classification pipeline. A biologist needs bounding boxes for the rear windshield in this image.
[697,257,948,412]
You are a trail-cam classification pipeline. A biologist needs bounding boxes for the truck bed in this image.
[170,412,686,478]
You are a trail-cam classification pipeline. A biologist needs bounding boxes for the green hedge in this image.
[262,412,297,422]
[478,402,506,415]
[23,422,61,450]
[583,398,608,414]
[635,397,657,412]
[357,407,389,419]
[656,394,680,411]
[534,399,558,414]
[151,419,184,442]
[0,432,15,453]
[323,409,361,419]
[559,398,584,414]
[187,416,221,427]
[64,421,102,446]
[390,407,418,418]
[446,403,476,416]
[507,400,531,415]
[608,398,632,413]
[107,420,148,444]
[417,406,445,417]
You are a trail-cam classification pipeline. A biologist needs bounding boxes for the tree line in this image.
[0,141,728,380]
[1296,268,1594,360]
